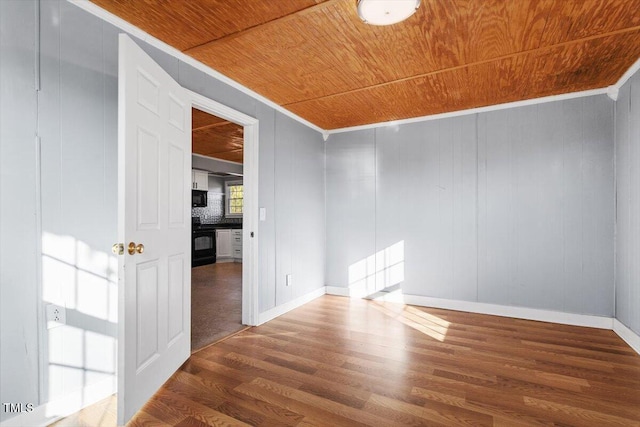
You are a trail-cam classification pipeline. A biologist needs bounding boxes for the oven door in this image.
[192,229,216,267]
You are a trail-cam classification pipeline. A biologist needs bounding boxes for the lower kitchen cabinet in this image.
[216,229,232,260]
[232,229,242,262]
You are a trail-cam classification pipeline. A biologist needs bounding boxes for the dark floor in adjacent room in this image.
[191,262,244,352]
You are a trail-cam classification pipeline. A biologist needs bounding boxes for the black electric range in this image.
[192,217,216,267]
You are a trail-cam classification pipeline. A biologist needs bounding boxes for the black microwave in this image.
[192,190,207,207]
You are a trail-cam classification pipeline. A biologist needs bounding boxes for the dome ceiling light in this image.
[357,0,421,26]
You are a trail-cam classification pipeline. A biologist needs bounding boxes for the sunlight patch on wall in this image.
[47,326,116,399]
[348,241,405,298]
[42,232,117,322]
[41,232,118,409]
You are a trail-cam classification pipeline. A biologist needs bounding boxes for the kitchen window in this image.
[225,180,243,218]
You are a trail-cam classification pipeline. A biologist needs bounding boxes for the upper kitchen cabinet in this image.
[192,170,209,191]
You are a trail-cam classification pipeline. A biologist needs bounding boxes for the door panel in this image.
[137,128,160,228]
[136,261,159,368]
[118,34,191,425]
[169,145,185,226]
[168,255,185,344]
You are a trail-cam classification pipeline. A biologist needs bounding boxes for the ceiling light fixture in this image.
[357,0,421,26]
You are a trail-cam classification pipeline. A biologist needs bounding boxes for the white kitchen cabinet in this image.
[192,170,208,191]
[216,229,232,260]
[232,229,242,262]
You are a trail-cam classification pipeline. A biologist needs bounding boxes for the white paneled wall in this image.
[327,95,615,317]
[616,70,640,335]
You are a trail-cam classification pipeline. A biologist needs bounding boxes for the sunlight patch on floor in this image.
[371,301,450,342]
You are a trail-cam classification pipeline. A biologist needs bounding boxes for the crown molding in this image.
[612,56,640,91]
[327,88,609,135]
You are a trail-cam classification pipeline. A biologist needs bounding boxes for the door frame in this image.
[188,90,259,326]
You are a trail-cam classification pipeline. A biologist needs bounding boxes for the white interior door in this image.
[117,34,191,425]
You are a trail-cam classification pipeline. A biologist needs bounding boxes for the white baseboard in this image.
[257,287,326,325]
[0,377,115,427]
[325,286,350,297]
[613,319,640,355]
[399,294,614,330]
[324,288,614,330]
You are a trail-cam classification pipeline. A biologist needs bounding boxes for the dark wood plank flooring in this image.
[128,295,640,426]
[191,262,245,351]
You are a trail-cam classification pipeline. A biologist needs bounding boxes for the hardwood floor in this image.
[125,295,640,427]
[191,262,245,351]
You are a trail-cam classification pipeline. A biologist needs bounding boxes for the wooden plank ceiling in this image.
[192,108,244,163]
[93,0,640,130]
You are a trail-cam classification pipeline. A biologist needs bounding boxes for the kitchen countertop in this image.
[194,224,242,230]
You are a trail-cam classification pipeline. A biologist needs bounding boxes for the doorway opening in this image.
[190,108,247,352]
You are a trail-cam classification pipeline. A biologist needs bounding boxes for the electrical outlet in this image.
[286,274,292,287]
[46,304,66,329]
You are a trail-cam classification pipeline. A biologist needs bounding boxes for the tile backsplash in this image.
[192,192,242,225]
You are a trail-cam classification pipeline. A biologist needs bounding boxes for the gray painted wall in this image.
[0,0,325,421]
[0,0,41,416]
[615,69,640,335]
[37,0,119,408]
[277,113,326,305]
[208,175,225,194]
[478,100,614,314]
[325,130,376,292]
[326,96,615,317]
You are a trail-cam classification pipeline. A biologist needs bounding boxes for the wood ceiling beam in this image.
[184,0,343,54]
[282,24,640,108]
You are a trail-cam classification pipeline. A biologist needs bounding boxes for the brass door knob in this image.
[112,243,124,255]
[128,242,145,255]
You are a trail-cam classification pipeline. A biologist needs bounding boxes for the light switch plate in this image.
[259,207,266,221]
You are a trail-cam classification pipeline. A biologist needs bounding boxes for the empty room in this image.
[1,1,639,426]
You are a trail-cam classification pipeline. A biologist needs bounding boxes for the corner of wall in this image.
[258,287,326,325]
[613,319,640,355]
[612,59,640,340]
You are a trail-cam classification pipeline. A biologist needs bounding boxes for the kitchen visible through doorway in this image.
[191,107,245,351]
